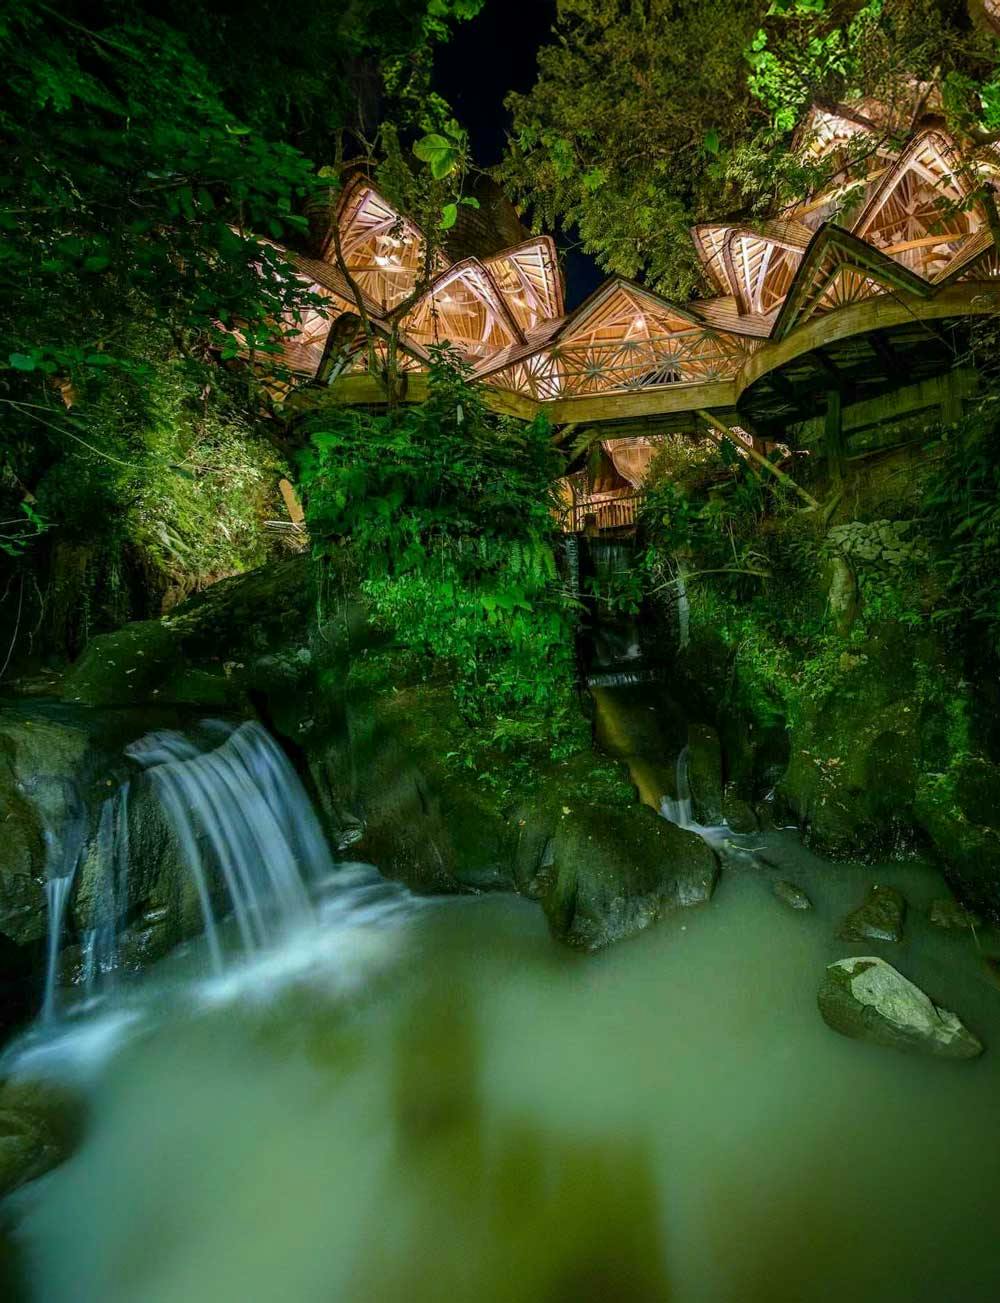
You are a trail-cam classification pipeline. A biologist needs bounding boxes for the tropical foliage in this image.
[0,0,480,662]
[297,351,583,763]
[502,0,1000,297]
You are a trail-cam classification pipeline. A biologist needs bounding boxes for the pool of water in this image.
[3,844,1000,1302]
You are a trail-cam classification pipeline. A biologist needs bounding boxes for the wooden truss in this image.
[725,225,810,316]
[943,230,1000,284]
[331,180,446,312]
[396,258,522,362]
[480,280,748,399]
[795,103,887,163]
[270,118,1000,396]
[344,335,427,376]
[691,221,814,329]
[484,237,563,332]
[602,437,661,488]
[771,227,932,342]
[851,130,985,280]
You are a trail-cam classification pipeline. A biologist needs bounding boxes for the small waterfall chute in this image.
[42,871,77,1024]
[41,720,336,1018]
[127,721,329,961]
[660,745,694,829]
[40,783,88,1023]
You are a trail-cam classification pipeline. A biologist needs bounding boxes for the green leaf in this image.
[439,202,458,230]
[414,132,460,178]
[703,128,720,155]
[413,132,449,160]
[8,352,36,371]
[459,196,480,209]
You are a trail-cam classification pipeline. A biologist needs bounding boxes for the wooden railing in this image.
[561,490,642,533]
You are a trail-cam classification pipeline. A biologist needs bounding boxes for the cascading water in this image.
[8,713,432,1089]
[41,873,77,1024]
[658,744,736,855]
[38,719,339,1022]
[583,537,656,688]
[40,784,88,1023]
[126,720,330,969]
[659,745,694,829]
[674,559,690,652]
[81,784,130,998]
[563,532,581,599]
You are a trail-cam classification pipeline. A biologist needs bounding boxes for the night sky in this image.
[434,0,603,307]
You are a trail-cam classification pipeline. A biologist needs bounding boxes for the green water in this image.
[5,842,1000,1302]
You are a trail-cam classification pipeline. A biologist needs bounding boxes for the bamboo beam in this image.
[697,409,820,509]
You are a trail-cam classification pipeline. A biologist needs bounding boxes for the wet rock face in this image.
[0,1076,83,1198]
[0,713,91,949]
[773,880,812,911]
[838,884,906,943]
[818,957,983,1060]
[687,724,723,825]
[721,791,757,834]
[538,803,719,951]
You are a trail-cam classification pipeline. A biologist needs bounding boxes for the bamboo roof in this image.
[270,110,1000,404]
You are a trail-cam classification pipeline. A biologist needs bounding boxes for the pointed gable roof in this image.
[850,129,986,280]
[771,225,933,342]
[331,178,448,312]
[394,257,523,362]
[691,224,732,294]
[484,236,564,332]
[481,278,748,399]
[932,228,1000,285]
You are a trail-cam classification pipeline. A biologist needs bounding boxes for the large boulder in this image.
[536,803,719,951]
[61,555,315,713]
[915,760,1000,923]
[818,956,983,1059]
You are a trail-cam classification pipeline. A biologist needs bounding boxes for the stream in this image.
[4,862,1000,1300]
[2,708,1000,1301]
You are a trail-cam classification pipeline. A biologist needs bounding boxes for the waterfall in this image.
[82,785,131,998]
[563,533,581,599]
[42,872,77,1024]
[41,720,334,1017]
[127,721,330,969]
[660,745,694,829]
[586,668,659,689]
[40,784,88,1023]
[674,559,690,652]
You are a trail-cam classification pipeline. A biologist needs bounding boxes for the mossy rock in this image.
[818,957,982,1059]
[0,1076,84,1198]
[838,884,906,943]
[62,620,179,707]
[537,802,718,951]
[915,779,1000,922]
[0,710,90,947]
[61,555,316,711]
[687,723,723,824]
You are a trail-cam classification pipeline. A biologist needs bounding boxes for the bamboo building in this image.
[272,103,1000,530]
